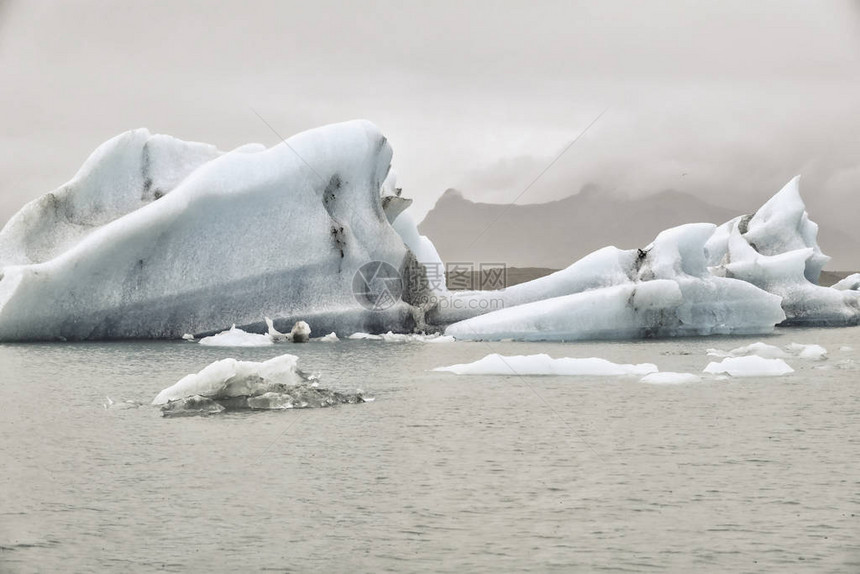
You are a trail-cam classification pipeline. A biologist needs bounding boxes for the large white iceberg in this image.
[440,176,858,340]
[0,121,431,340]
[444,223,785,341]
[1,120,855,343]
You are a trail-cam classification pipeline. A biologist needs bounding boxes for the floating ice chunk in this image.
[784,343,827,360]
[423,334,456,343]
[152,354,365,415]
[198,325,274,347]
[708,341,826,360]
[153,354,304,404]
[640,372,702,384]
[703,356,794,377]
[379,331,413,342]
[433,353,658,376]
[348,331,453,342]
[317,332,339,342]
[832,273,860,291]
[707,342,789,359]
[181,333,195,341]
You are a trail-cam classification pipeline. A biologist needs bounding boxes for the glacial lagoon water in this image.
[2,327,859,573]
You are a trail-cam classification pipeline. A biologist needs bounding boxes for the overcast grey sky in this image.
[1,1,859,243]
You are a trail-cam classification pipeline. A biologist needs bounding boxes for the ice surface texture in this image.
[0,121,418,340]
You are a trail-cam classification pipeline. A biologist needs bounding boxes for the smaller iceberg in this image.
[197,320,313,347]
[433,353,657,376]
[703,356,794,377]
[152,354,365,416]
[198,325,274,347]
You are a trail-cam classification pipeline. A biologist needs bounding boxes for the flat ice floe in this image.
[153,354,365,416]
[707,342,827,360]
[703,356,794,377]
[640,372,703,385]
[348,331,455,343]
[433,353,657,376]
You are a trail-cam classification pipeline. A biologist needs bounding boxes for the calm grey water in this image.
[2,327,859,573]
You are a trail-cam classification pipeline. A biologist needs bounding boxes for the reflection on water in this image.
[2,327,859,572]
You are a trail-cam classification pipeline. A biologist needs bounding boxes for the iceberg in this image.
[705,177,860,326]
[198,325,275,347]
[152,354,365,416]
[0,118,854,344]
[433,353,657,376]
[0,120,430,341]
[703,356,794,377]
[441,176,857,340]
[444,224,785,341]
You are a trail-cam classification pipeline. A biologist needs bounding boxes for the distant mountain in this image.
[417,187,859,270]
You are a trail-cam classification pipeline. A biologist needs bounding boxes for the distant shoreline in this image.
[446,267,857,291]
